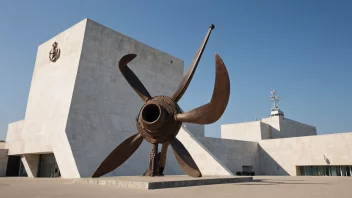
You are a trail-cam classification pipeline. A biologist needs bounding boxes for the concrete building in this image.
[0,18,351,178]
[0,18,231,178]
[216,90,352,176]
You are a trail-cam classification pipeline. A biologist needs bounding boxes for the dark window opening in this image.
[37,153,60,178]
[298,165,352,177]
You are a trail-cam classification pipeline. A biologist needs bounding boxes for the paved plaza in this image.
[0,176,351,198]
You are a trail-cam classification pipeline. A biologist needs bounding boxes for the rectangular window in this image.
[318,166,324,176]
[341,166,347,176]
[337,166,342,176]
[299,166,305,176]
[297,165,352,177]
[331,166,337,176]
[312,166,318,176]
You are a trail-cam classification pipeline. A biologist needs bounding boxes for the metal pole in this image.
[151,143,159,176]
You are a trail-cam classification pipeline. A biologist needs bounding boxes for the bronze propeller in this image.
[92,24,230,178]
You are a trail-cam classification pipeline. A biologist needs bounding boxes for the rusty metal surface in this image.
[171,24,215,103]
[92,133,143,178]
[143,143,159,176]
[119,54,152,102]
[170,138,201,177]
[92,24,230,178]
[136,96,182,144]
[174,54,230,124]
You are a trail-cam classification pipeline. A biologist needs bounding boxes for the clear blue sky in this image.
[0,0,351,140]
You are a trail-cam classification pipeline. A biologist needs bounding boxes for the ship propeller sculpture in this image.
[92,24,230,178]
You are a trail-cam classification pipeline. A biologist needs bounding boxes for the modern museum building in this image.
[0,19,351,178]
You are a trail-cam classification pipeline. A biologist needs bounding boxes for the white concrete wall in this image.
[6,19,87,177]
[65,19,185,178]
[260,122,271,140]
[183,123,204,137]
[5,120,24,155]
[259,132,352,176]
[198,137,260,174]
[21,154,39,177]
[279,117,317,138]
[0,142,6,149]
[18,18,86,154]
[6,120,24,142]
[221,121,263,141]
[176,128,233,176]
[261,116,316,139]
[261,116,280,139]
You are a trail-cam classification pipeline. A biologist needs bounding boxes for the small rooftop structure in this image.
[270,89,284,117]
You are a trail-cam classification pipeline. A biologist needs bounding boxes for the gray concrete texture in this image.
[66,19,184,178]
[221,116,317,142]
[198,137,261,174]
[259,132,352,175]
[4,18,185,178]
[73,175,253,189]
[0,176,351,198]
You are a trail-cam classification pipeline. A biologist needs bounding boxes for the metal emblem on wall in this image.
[49,42,60,62]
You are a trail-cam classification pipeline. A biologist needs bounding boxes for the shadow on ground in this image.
[234,179,332,186]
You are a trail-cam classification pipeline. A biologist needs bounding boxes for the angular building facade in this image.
[0,19,232,178]
[1,18,351,178]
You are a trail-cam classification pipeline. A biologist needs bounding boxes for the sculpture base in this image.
[143,168,164,177]
[74,175,253,190]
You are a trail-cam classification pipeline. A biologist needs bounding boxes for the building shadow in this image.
[234,179,332,186]
[258,145,289,175]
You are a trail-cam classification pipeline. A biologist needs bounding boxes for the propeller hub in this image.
[140,103,167,131]
[137,96,182,144]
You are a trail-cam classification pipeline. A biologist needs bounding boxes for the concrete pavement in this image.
[0,176,351,198]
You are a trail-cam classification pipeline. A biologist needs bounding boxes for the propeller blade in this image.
[92,133,143,178]
[119,54,152,102]
[170,138,201,177]
[175,54,230,124]
[171,24,215,102]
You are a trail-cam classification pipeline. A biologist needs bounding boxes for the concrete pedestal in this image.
[73,175,253,190]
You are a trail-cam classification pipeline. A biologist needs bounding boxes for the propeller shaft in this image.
[141,103,167,131]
